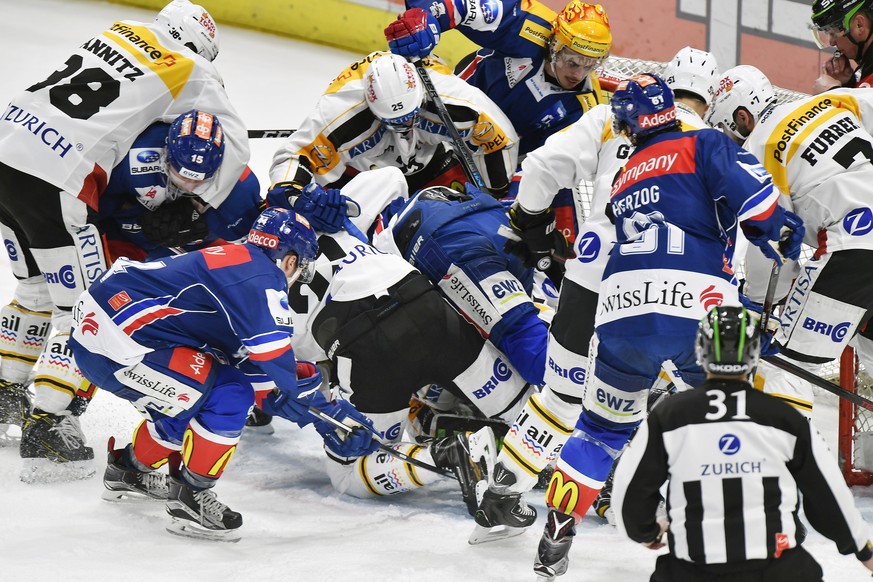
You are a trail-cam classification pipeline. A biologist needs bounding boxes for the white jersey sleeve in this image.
[0,20,249,211]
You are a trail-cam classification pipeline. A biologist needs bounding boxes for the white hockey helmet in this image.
[364,53,424,132]
[154,0,220,61]
[705,65,777,141]
[662,46,719,105]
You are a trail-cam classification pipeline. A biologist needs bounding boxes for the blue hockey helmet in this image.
[165,110,225,199]
[611,73,679,141]
[695,306,762,377]
[247,208,319,281]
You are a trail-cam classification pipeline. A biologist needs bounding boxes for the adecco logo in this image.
[247,230,278,249]
[638,107,676,128]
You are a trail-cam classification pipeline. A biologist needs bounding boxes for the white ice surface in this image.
[0,1,870,580]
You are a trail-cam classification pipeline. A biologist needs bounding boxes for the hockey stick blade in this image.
[762,355,873,413]
[307,407,454,478]
[247,129,295,139]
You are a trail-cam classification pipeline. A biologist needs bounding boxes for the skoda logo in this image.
[719,434,741,455]
[843,207,873,236]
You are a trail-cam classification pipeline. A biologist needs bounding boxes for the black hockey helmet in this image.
[695,306,761,377]
[811,0,872,48]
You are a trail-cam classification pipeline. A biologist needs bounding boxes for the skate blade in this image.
[468,523,528,545]
[20,458,96,484]
[0,423,21,446]
[166,517,241,543]
[243,423,275,436]
[101,488,167,503]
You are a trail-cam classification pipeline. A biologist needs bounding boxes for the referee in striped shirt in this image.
[612,306,873,580]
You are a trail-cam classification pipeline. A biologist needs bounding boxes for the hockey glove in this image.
[384,8,440,60]
[738,294,782,333]
[265,180,305,211]
[259,362,323,425]
[313,399,380,458]
[138,198,209,248]
[744,209,805,266]
[503,204,571,271]
[759,330,780,358]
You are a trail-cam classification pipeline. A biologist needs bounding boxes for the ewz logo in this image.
[472,358,513,399]
[575,232,601,263]
[719,434,741,455]
[802,317,851,342]
[44,265,76,289]
[843,207,873,236]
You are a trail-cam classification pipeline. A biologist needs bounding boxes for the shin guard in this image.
[131,419,181,470]
[33,333,89,414]
[181,418,239,480]
[325,442,441,497]
[0,300,52,383]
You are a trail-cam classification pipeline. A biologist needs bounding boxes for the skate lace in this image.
[194,489,228,518]
[142,472,168,494]
[50,415,85,450]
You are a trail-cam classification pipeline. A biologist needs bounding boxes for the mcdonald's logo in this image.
[547,468,580,515]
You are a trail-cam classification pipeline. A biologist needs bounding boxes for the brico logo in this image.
[5,239,17,262]
[247,230,279,249]
[802,317,851,342]
[472,358,513,399]
[699,285,724,311]
[638,107,676,128]
[45,265,77,289]
[548,357,586,384]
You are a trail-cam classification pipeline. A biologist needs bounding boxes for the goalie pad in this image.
[0,299,51,383]
[324,442,442,497]
[754,359,815,418]
[776,254,868,362]
[493,387,576,494]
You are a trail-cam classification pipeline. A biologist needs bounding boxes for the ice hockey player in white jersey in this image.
[69,208,379,541]
[613,306,873,580]
[0,0,250,480]
[279,167,535,514]
[467,47,721,544]
[707,65,873,417]
[269,51,518,198]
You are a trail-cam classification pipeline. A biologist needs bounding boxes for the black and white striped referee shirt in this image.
[612,378,872,565]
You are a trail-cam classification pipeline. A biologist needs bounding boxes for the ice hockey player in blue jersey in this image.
[372,183,549,386]
[69,208,378,541]
[98,110,262,262]
[386,0,610,156]
[530,73,805,579]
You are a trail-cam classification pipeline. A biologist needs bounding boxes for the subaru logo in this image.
[136,149,162,164]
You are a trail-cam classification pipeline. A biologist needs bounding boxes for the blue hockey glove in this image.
[384,8,441,60]
[739,294,782,332]
[744,209,805,266]
[292,183,361,234]
[312,399,380,458]
[259,362,323,425]
[760,330,780,358]
[265,181,304,211]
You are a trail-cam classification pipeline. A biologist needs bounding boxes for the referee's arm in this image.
[611,416,669,545]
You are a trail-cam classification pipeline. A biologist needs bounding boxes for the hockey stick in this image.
[411,59,488,192]
[308,407,454,478]
[751,260,781,379]
[247,129,295,139]
[762,355,873,413]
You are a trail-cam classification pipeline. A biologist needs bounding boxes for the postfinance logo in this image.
[104,22,194,99]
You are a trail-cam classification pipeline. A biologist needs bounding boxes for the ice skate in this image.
[533,509,576,580]
[101,437,169,502]
[19,408,95,483]
[0,379,29,426]
[468,461,537,544]
[244,404,274,435]
[431,426,496,516]
[166,476,242,542]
